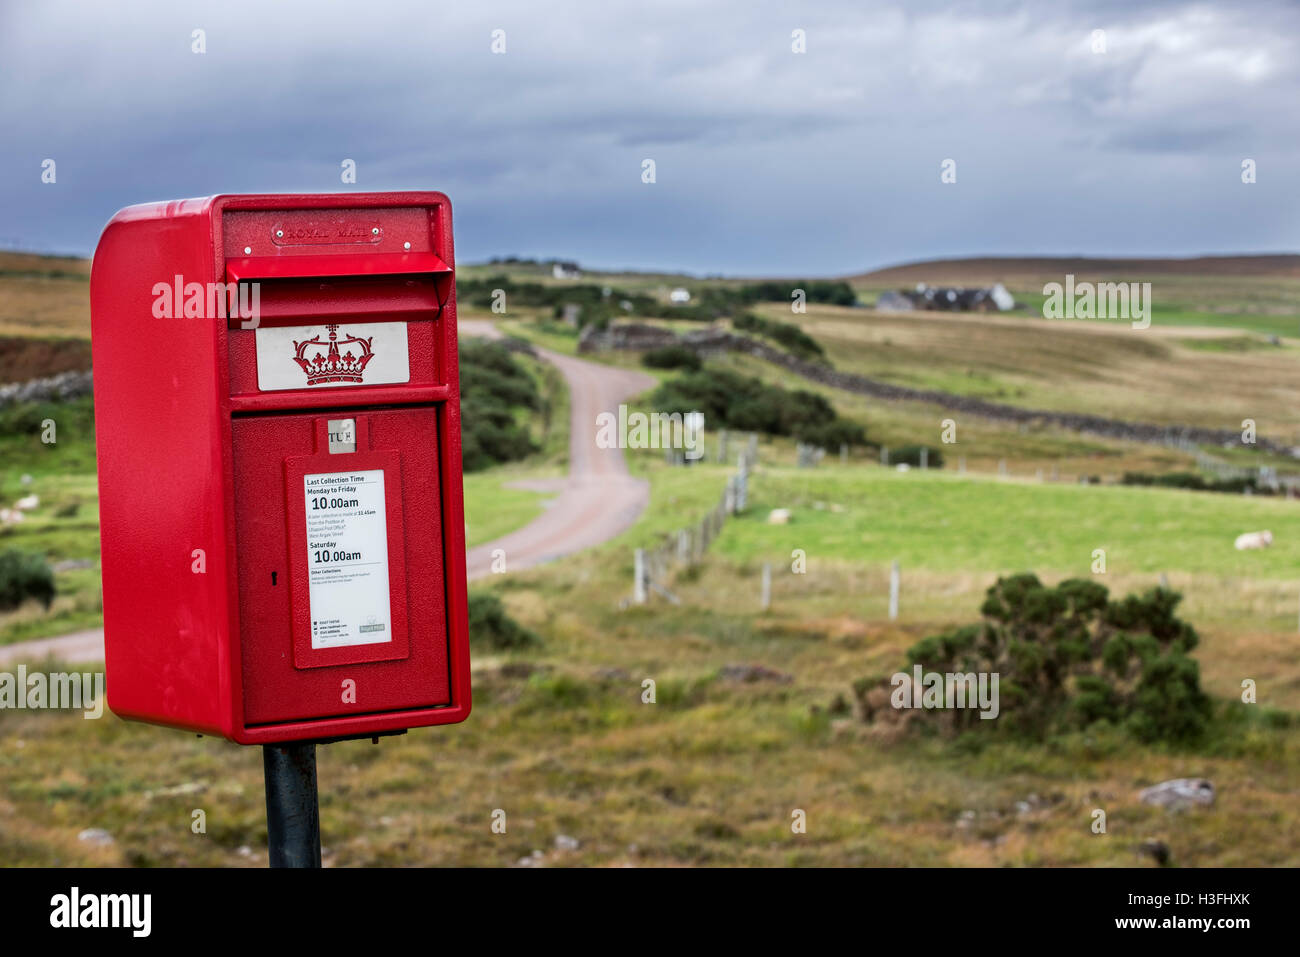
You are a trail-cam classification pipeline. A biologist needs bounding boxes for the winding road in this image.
[0,320,654,666]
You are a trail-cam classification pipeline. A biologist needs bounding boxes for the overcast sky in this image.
[1,0,1297,275]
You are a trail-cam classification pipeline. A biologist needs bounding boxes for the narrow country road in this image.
[0,320,654,666]
[462,320,654,578]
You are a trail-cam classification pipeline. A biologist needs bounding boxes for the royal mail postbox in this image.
[90,193,471,744]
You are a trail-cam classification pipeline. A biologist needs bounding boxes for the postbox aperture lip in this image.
[225,251,451,285]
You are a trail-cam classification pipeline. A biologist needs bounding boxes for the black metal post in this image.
[263,743,322,868]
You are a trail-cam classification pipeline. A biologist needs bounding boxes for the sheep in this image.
[1234,530,1273,550]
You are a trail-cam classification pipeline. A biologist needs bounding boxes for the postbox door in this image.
[233,406,451,726]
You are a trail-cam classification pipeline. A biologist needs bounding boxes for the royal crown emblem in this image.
[292,324,375,385]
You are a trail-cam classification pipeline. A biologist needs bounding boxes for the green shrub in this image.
[467,592,540,650]
[0,549,56,611]
[641,345,702,371]
[1121,471,1268,495]
[651,368,865,445]
[732,313,825,360]
[796,419,867,449]
[866,574,1210,743]
[458,340,540,471]
[696,280,857,311]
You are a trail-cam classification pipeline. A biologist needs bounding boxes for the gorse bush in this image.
[458,339,540,472]
[797,419,868,450]
[467,592,540,650]
[641,345,702,371]
[1121,471,1270,495]
[865,574,1211,743]
[0,549,56,611]
[650,368,866,446]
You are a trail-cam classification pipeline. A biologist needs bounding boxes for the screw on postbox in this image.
[90,193,473,865]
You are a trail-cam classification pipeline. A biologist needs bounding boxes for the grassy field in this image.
[3,251,1299,868]
[0,397,102,644]
[0,253,90,340]
[2,460,1297,867]
[753,303,1300,445]
[715,466,1300,576]
[462,473,551,549]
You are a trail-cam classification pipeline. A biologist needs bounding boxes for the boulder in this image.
[1138,778,1215,810]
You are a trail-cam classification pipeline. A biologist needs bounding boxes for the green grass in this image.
[494,314,582,356]
[747,303,1300,447]
[1008,289,1300,339]
[462,472,555,548]
[715,465,1300,578]
[5,262,1300,866]
[0,398,102,644]
[4,447,1300,867]
[1175,335,1286,353]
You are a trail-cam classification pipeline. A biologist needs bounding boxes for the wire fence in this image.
[630,440,755,605]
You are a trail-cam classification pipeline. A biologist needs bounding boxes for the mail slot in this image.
[90,192,471,744]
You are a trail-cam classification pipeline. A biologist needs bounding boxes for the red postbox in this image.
[90,192,471,744]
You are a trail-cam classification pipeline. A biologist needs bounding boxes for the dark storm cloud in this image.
[0,0,1296,274]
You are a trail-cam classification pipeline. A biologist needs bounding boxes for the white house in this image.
[669,287,691,304]
[552,261,582,280]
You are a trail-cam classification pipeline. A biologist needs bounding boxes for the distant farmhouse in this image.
[876,282,1015,313]
[552,260,582,280]
[669,287,691,304]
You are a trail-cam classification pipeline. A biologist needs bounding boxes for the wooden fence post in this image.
[888,560,900,621]
[761,562,771,611]
[633,549,647,604]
